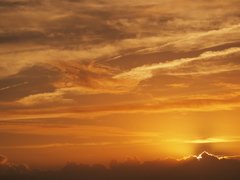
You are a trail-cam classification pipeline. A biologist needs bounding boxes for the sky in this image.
[1,0,240,172]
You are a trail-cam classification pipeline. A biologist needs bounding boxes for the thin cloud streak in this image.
[185,138,240,144]
[0,140,152,149]
[0,82,28,91]
[0,143,114,149]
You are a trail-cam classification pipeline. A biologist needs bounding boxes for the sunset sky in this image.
[1,0,240,170]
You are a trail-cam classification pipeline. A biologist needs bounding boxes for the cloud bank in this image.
[0,154,29,176]
[1,152,240,180]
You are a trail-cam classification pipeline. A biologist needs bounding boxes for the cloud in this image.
[214,82,240,90]
[124,156,142,165]
[51,61,120,91]
[0,82,28,91]
[114,47,240,85]
[2,151,240,179]
[0,154,29,176]
[15,61,126,105]
[1,0,240,79]
[0,60,121,106]
[0,45,120,78]
[166,83,189,88]
[3,47,240,117]
[2,90,240,120]
[0,121,156,140]
[0,139,152,150]
[80,97,240,113]
[166,137,240,144]
[106,23,240,61]
[0,155,7,164]
[17,89,72,105]
[0,0,41,8]
[0,142,114,149]
[0,65,61,102]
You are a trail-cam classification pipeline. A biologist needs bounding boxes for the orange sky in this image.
[1,0,240,170]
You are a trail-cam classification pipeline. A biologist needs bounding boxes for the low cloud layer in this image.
[0,154,29,176]
[1,152,240,180]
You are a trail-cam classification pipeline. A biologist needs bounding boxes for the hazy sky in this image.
[1,0,240,170]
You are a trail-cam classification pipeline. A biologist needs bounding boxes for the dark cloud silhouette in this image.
[1,152,240,180]
[0,154,29,179]
[0,155,7,164]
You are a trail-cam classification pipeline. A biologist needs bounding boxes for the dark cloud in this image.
[0,1,28,7]
[0,154,29,177]
[0,0,40,8]
[51,153,240,180]
[2,152,240,179]
[1,0,239,52]
[0,155,7,164]
[0,30,45,44]
[0,0,126,46]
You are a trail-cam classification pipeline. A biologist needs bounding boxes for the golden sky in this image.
[1,0,240,170]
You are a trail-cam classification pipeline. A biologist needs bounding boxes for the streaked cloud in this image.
[178,137,240,144]
[0,122,157,138]
[0,82,28,91]
[114,47,240,83]
[0,139,152,149]
[214,82,240,90]
[166,83,189,88]
[2,95,240,121]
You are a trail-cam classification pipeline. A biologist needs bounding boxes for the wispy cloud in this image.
[1,0,240,78]
[166,83,189,88]
[114,47,240,84]
[0,82,28,91]
[17,88,72,105]
[0,143,114,149]
[0,139,152,149]
[0,122,156,138]
[184,137,240,144]
[3,95,240,120]
[214,82,240,90]
[105,23,240,61]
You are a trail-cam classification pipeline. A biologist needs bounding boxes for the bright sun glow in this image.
[196,151,215,160]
